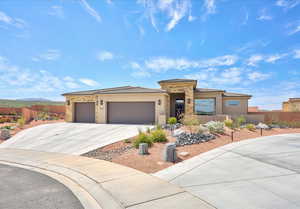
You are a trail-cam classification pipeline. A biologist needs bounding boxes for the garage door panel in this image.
[108,102,155,124]
[75,102,95,123]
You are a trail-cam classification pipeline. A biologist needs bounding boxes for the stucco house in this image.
[283,98,300,112]
[62,79,251,124]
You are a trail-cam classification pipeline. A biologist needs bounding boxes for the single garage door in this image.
[75,102,95,123]
[107,102,155,124]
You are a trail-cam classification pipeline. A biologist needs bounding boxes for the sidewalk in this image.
[0,148,215,209]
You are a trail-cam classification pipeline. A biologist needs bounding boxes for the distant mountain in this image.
[16,98,52,102]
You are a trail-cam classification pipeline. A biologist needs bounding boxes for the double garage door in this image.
[75,102,155,124]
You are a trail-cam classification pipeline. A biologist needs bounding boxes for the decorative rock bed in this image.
[175,132,216,146]
[162,123,182,130]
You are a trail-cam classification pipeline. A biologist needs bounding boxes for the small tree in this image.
[235,116,246,128]
[181,114,201,133]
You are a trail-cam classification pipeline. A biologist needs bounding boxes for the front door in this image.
[175,99,185,120]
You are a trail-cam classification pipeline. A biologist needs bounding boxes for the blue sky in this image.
[0,0,300,109]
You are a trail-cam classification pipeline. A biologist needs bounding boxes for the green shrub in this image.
[124,138,131,143]
[17,117,25,128]
[133,133,153,148]
[246,123,256,131]
[155,124,162,130]
[224,119,234,129]
[205,121,225,134]
[235,116,246,128]
[146,127,151,134]
[150,129,167,143]
[167,117,177,125]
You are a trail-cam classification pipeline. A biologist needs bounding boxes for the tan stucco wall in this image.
[65,93,167,125]
[194,92,223,114]
[283,101,300,112]
[222,97,249,115]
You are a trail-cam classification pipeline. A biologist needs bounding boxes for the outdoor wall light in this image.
[158,99,161,105]
[67,100,70,106]
[96,100,99,106]
[187,98,191,104]
[100,100,104,106]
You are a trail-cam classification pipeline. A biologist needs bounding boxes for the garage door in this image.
[107,102,155,124]
[75,102,95,123]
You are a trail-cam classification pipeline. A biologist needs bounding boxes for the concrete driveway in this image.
[0,123,152,155]
[155,134,300,209]
[0,164,83,209]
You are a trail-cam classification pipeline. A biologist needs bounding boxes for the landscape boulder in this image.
[256,123,270,130]
[163,143,177,163]
[0,129,11,140]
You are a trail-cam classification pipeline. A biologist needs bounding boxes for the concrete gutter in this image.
[0,148,215,209]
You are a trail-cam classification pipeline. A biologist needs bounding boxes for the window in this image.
[195,99,215,115]
[226,100,240,106]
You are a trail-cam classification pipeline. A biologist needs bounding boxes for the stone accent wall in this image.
[160,82,196,116]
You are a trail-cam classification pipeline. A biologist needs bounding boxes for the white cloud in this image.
[247,53,288,66]
[248,71,270,81]
[137,0,194,32]
[276,0,300,9]
[96,51,114,61]
[257,9,272,21]
[79,78,99,87]
[145,55,238,72]
[287,21,300,35]
[33,49,61,61]
[294,49,300,58]
[247,55,263,66]
[130,61,151,78]
[48,6,64,18]
[185,67,242,86]
[0,57,83,93]
[202,0,216,21]
[165,0,192,31]
[0,11,27,28]
[265,53,288,63]
[80,0,102,22]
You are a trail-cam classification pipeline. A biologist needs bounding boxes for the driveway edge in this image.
[0,148,215,209]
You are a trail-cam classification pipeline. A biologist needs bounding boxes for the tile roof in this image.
[223,92,252,97]
[62,86,166,96]
[158,79,197,83]
[195,88,225,92]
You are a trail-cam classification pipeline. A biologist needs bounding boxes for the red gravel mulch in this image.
[84,128,300,174]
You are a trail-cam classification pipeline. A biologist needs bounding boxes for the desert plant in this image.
[224,119,234,129]
[235,116,246,128]
[17,117,25,128]
[181,115,201,126]
[124,138,131,143]
[150,129,167,143]
[198,125,209,134]
[146,127,151,134]
[167,117,177,125]
[155,124,162,130]
[133,133,153,148]
[246,123,256,131]
[205,121,225,134]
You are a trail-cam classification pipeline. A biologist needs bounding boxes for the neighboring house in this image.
[62,79,251,124]
[283,98,300,112]
[248,106,260,112]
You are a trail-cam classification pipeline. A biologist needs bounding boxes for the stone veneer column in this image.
[184,87,194,115]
